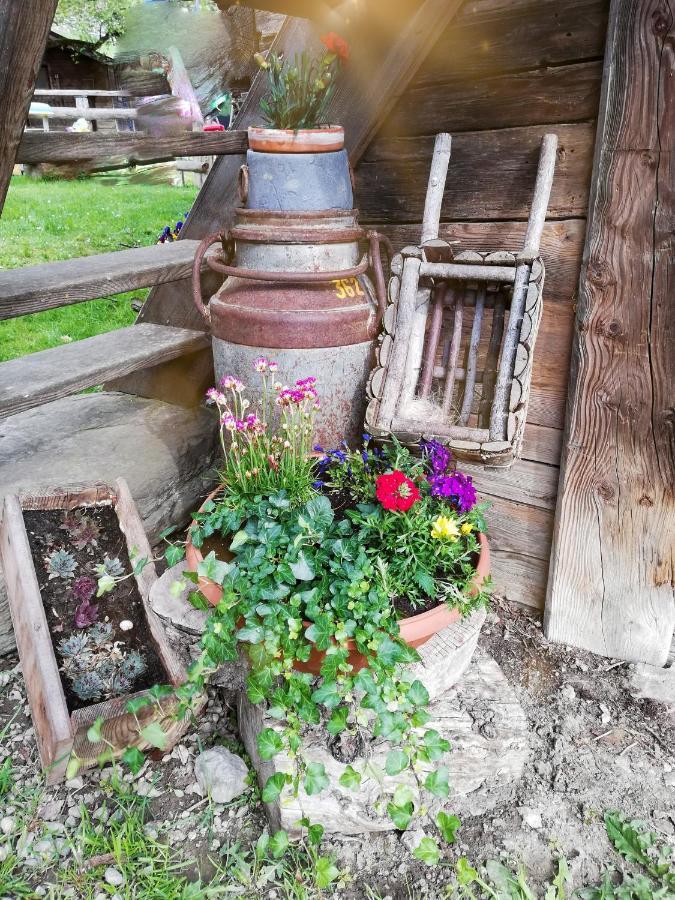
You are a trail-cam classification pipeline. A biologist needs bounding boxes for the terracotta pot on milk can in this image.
[191,208,391,447]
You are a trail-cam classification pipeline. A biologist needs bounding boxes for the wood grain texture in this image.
[387,61,603,137]
[0,241,215,320]
[0,324,210,418]
[545,0,675,665]
[16,130,247,165]
[0,494,73,782]
[356,123,594,223]
[414,0,608,84]
[0,0,58,212]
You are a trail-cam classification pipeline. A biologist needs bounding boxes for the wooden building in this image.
[0,0,672,681]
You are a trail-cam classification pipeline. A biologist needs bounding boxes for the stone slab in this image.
[0,391,219,655]
[240,648,530,835]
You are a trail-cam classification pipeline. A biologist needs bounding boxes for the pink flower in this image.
[268,361,278,373]
[253,357,269,373]
[220,375,244,392]
[222,415,237,431]
[205,387,226,405]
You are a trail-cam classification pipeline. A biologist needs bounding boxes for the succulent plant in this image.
[46,549,77,580]
[111,673,132,695]
[61,511,100,550]
[88,622,113,646]
[71,576,97,604]
[58,633,90,658]
[120,651,147,681]
[72,671,105,702]
[97,556,125,579]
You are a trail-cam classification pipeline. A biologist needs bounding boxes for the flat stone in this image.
[0,391,218,655]
[194,746,249,804]
[150,561,209,635]
[241,648,530,835]
[104,868,125,887]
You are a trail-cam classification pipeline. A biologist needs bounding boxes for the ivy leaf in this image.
[393,784,414,807]
[305,616,332,651]
[311,680,341,709]
[456,857,479,885]
[96,574,116,597]
[247,674,268,704]
[257,728,283,760]
[187,590,209,611]
[437,811,461,845]
[387,801,414,830]
[308,823,324,846]
[407,679,430,707]
[423,729,450,760]
[157,525,178,540]
[303,495,334,532]
[385,749,409,776]
[122,747,145,776]
[126,696,152,715]
[197,551,232,585]
[268,829,289,859]
[237,625,265,644]
[320,647,349,681]
[425,767,450,798]
[411,709,431,728]
[413,837,440,866]
[304,761,329,796]
[315,856,340,889]
[262,772,287,803]
[339,765,361,790]
[86,717,104,744]
[229,530,248,552]
[165,544,186,568]
[326,706,349,735]
[140,722,167,750]
[377,636,403,667]
[290,552,315,582]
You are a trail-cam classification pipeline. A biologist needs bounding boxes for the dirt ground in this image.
[0,598,673,898]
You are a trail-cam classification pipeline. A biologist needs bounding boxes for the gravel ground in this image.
[0,598,673,898]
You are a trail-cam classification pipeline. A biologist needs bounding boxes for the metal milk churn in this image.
[191,202,390,447]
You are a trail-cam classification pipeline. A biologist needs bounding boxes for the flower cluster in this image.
[375,470,420,512]
[204,361,321,504]
[422,439,477,513]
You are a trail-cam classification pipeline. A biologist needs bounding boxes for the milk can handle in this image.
[191,230,233,323]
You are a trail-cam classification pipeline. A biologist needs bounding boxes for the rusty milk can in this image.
[191,208,390,446]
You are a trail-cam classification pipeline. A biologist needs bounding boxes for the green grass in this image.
[0,176,198,362]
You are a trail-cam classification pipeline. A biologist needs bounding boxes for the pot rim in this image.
[186,486,490,626]
[248,125,344,136]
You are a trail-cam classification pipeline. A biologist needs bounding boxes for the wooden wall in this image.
[354,0,610,610]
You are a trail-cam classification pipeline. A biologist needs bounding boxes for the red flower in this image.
[375,470,420,512]
[321,32,350,62]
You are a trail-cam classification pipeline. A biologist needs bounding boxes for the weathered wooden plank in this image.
[628,663,675,707]
[33,88,131,98]
[415,0,608,84]
[0,494,73,781]
[0,241,215,320]
[522,423,563,466]
[0,324,210,418]
[484,494,554,561]
[464,457,559,510]
[387,61,603,137]
[545,0,675,665]
[490,549,549,610]
[0,0,58,212]
[30,106,139,121]
[16,130,248,165]
[356,123,595,222]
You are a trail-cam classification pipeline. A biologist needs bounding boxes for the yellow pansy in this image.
[461,523,473,535]
[430,515,460,542]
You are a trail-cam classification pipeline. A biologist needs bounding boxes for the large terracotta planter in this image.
[186,488,490,673]
[248,125,344,153]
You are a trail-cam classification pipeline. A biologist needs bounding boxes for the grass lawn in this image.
[0,176,199,362]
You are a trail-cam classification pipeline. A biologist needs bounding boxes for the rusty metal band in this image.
[211,305,377,349]
[205,251,371,283]
[234,208,359,221]
[230,225,366,244]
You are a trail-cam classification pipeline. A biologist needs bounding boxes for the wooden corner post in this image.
[544,0,675,665]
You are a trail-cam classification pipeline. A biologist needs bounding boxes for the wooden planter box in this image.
[0,478,191,783]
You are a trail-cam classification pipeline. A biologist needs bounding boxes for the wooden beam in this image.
[33,88,131,98]
[0,0,58,213]
[29,106,139,122]
[16,130,247,165]
[0,240,215,321]
[545,0,675,665]
[120,0,467,403]
[0,324,210,418]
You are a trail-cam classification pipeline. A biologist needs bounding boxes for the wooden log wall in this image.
[354,0,610,610]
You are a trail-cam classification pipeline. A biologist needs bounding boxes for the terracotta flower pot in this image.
[185,488,490,673]
[247,125,345,154]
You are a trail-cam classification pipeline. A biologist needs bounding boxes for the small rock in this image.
[560,685,576,702]
[65,776,84,790]
[0,816,15,835]
[119,620,133,631]
[401,829,426,854]
[194,747,249,804]
[521,809,543,830]
[104,867,125,887]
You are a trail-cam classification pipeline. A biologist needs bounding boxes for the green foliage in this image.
[258,50,340,130]
[54,0,137,47]
[413,837,441,866]
[46,548,77,580]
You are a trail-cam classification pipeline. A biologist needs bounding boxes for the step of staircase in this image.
[0,240,213,320]
[0,323,210,418]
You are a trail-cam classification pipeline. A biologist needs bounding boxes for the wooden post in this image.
[0,0,58,213]
[544,0,675,665]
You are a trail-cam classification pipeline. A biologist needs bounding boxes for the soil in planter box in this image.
[23,505,165,713]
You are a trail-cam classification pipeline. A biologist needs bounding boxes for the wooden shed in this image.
[0,0,672,681]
